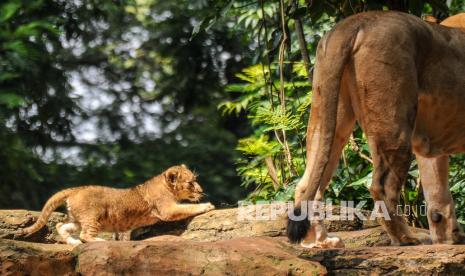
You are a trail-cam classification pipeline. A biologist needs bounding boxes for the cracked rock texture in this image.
[299,243,465,275]
[74,237,325,275]
[0,239,75,275]
[1,205,377,243]
[0,210,67,243]
[2,208,465,275]
[131,204,378,241]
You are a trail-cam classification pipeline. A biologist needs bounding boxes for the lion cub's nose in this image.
[194,183,203,193]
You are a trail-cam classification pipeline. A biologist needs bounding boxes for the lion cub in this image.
[19,165,215,245]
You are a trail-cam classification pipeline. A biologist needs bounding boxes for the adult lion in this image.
[287,11,465,248]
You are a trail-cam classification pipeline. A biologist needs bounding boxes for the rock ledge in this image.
[2,208,465,275]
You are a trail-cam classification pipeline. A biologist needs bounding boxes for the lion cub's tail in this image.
[18,189,75,237]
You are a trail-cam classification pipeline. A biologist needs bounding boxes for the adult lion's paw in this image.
[395,231,431,246]
[301,236,345,249]
[415,231,432,245]
[453,231,465,244]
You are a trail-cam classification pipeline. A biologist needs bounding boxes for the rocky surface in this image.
[0,209,115,243]
[0,239,74,275]
[2,208,465,275]
[0,210,67,243]
[131,204,379,241]
[300,243,465,275]
[75,237,325,275]
[2,230,465,275]
[1,205,377,243]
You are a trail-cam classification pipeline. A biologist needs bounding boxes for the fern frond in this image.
[236,135,281,156]
[251,107,301,131]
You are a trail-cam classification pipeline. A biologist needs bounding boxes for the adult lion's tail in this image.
[287,22,359,244]
[18,189,74,237]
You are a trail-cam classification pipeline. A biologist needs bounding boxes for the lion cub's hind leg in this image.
[79,220,105,242]
[56,222,82,245]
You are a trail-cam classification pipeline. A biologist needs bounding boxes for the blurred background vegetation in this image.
[1,0,465,227]
[0,0,253,208]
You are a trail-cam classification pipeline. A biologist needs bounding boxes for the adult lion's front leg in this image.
[417,155,465,244]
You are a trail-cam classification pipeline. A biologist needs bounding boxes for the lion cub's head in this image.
[163,164,204,202]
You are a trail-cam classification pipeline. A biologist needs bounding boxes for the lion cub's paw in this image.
[66,237,83,246]
[203,202,215,212]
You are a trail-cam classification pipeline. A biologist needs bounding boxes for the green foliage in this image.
[450,155,465,225]
[0,0,251,209]
[326,130,373,205]
[219,62,310,201]
[0,0,78,208]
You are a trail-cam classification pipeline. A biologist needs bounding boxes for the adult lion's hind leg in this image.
[289,80,355,248]
[354,50,431,246]
[417,155,465,244]
[367,137,429,245]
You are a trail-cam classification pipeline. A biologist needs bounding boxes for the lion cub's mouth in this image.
[188,193,204,202]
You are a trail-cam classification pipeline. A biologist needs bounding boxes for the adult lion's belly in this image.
[412,94,465,157]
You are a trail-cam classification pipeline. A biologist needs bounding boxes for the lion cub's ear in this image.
[165,167,179,185]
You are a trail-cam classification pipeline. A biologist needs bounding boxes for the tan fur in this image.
[19,165,215,244]
[423,15,438,23]
[440,13,465,29]
[293,11,465,247]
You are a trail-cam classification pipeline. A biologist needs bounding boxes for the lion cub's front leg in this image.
[157,202,215,221]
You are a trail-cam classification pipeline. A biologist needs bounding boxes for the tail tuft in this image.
[287,207,310,244]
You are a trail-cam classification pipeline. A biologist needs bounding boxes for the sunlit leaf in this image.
[0,1,20,23]
[0,92,25,108]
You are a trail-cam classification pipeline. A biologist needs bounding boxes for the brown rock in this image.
[0,210,119,243]
[2,232,465,275]
[5,208,464,275]
[299,244,465,275]
[335,226,392,247]
[0,210,66,243]
[0,239,75,276]
[132,204,378,241]
[335,226,431,248]
[74,237,326,275]
[1,206,378,244]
